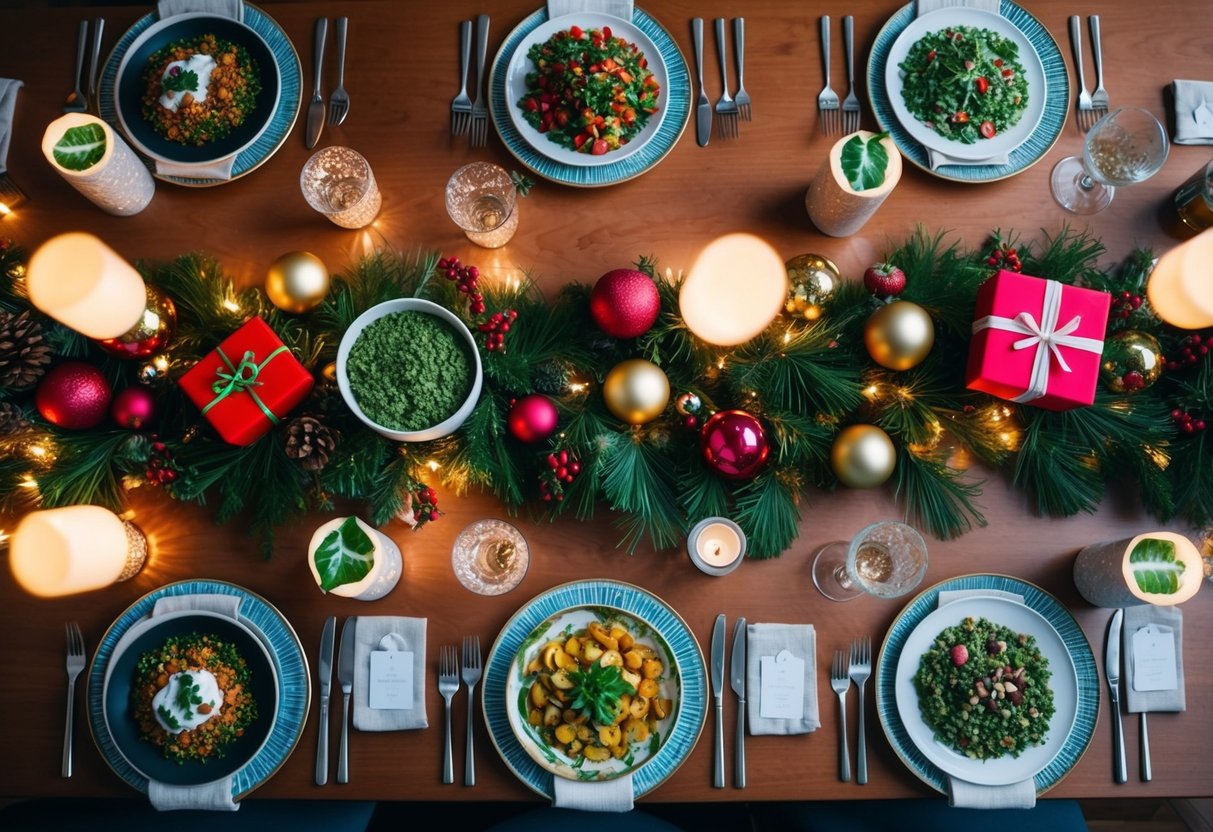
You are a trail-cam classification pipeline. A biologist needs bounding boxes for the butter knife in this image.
[729,617,747,789]
[1106,608,1127,784]
[305,18,327,149]
[87,18,104,102]
[691,18,711,147]
[315,615,336,785]
[710,613,726,788]
[336,616,356,783]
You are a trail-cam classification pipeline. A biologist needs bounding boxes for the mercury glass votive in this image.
[300,146,382,229]
[444,162,519,248]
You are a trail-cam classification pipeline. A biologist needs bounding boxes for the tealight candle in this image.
[688,517,746,576]
[27,232,148,339]
[10,505,147,597]
[1146,227,1213,329]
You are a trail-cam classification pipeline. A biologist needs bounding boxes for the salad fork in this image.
[848,636,872,785]
[438,644,460,784]
[462,635,482,787]
[469,14,490,149]
[816,16,839,135]
[1088,16,1109,118]
[327,17,349,126]
[63,622,86,778]
[63,20,88,113]
[841,16,860,134]
[733,18,751,121]
[450,20,472,137]
[713,19,739,139]
[830,649,851,782]
[1068,16,1095,131]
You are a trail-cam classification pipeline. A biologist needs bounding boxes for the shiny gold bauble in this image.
[603,359,671,425]
[831,424,897,488]
[1100,330,1163,394]
[266,251,330,314]
[94,284,178,359]
[864,300,935,370]
[784,253,840,321]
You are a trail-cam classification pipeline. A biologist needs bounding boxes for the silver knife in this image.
[691,18,711,147]
[336,616,356,784]
[315,615,336,785]
[730,617,747,789]
[305,18,327,149]
[1106,608,1127,784]
[710,613,726,788]
[87,18,104,102]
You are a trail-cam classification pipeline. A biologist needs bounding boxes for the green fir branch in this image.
[894,448,986,539]
[33,431,143,510]
[730,323,864,415]
[731,470,801,558]
[599,431,683,553]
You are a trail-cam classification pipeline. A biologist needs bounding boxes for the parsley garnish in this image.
[162,69,199,94]
[174,673,204,719]
[157,705,181,731]
[569,663,636,725]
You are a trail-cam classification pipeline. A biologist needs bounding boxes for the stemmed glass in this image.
[1051,107,1169,214]
[812,520,928,602]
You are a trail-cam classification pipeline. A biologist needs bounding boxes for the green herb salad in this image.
[517,24,661,156]
[897,25,1029,144]
[913,616,1055,761]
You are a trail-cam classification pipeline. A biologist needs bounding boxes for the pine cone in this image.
[284,415,337,472]
[0,309,52,390]
[0,401,30,436]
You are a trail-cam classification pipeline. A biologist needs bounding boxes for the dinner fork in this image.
[470,14,490,148]
[830,649,851,782]
[733,18,751,121]
[450,20,472,137]
[848,636,872,785]
[817,16,839,135]
[713,19,739,139]
[63,20,88,113]
[327,17,349,126]
[841,16,860,135]
[438,645,460,784]
[1088,16,1109,119]
[63,622,86,778]
[1068,16,1095,131]
[462,635,482,787]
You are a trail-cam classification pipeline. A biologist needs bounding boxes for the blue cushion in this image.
[0,799,377,832]
[751,798,1088,831]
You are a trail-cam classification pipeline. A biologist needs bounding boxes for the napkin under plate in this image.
[158,0,243,22]
[351,616,428,731]
[1171,80,1213,145]
[547,0,633,21]
[552,773,634,812]
[745,623,819,735]
[1123,605,1185,713]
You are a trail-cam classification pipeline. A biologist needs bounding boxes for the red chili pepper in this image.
[979,120,996,138]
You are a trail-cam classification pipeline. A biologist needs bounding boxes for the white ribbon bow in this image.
[972,278,1104,403]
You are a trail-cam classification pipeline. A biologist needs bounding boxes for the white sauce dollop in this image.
[151,669,223,733]
[158,53,216,112]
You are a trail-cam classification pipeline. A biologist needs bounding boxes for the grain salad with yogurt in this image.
[141,33,260,146]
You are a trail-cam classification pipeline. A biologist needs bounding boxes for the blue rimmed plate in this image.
[99,3,302,187]
[867,1,1068,182]
[489,8,689,187]
[87,580,310,800]
[484,580,706,798]
[877,574,1098,795]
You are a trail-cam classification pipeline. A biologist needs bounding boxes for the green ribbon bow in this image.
[201,345,292,425]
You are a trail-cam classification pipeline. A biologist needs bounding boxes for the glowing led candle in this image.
[10,505,147,597]
[688,517,746,576]
[680,234,787,346]
[27,233,147,339]
[1146,227,1213,329]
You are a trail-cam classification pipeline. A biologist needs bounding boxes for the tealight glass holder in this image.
[687,517,746,576]
[445,162,519,248]
[451,518,530,595]
[300,146,382,229]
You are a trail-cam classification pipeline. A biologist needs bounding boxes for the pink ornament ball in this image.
[507,394,560,443]
[35,362,113,430]
[111,386,158,430]
[700,410,770,480]
[589,269,661,339]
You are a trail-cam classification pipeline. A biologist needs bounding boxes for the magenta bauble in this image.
[589,268,661,339]
[111,386,158,430]
[35,362,113,429]
[700,410,770,479]
[507,394,560,443]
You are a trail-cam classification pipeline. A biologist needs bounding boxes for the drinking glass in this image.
[1051,108,1169,214]
[451,518,530,595]
[300,146,382,229]
[445,162,519,248]
[1173,159,1213,233]
[812,520,928,602]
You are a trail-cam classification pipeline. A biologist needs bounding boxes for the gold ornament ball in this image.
[784,253,840,321]
[831,424,897,488]
[603,359,671,425]
[1100,330,1163,394]
[864,300,935,370]
[266,251,330,313]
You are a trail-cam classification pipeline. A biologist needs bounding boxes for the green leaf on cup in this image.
[313,517,376,592]
[1128,536,1184,595]
[52,123,107,172]
[840,131,890,192]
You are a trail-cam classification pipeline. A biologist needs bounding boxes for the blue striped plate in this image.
[98,3,302,188]
[867,1,1068,183]
[489,8,690,188]
[483,580,707,799]
[87,580,310,800]
[876,574,1099,795]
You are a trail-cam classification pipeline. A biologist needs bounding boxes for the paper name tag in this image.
[370,650,415,709]
[1132,625,1177,692]
[759,649,805,720]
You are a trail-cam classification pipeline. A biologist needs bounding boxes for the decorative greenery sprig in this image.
[569,662,636,726]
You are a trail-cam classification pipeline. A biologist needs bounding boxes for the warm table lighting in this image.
[26,232,147,339]
[679,233,787,346]
[10,505,147,597]
[687,517,746,576]
[1146,227,1213,329]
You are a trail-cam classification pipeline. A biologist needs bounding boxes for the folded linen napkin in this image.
[745,623,819,735]
[158,0,243,22]
[0,78,23,175]
[1123,605,1185,713]
[547,0,634,21]
[1171,80,1213,145]
[155,156,238,181]
[552,773,634,812]
[351,616,428,731]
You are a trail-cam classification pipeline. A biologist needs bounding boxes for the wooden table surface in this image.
[0,0,1210,806]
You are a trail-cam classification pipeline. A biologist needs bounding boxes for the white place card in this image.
[1132,625,1178,692]
[369,649,415,709]
[759,649,805,720]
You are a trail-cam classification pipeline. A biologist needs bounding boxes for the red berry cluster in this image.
[144,439,179,486]
[985,244,1022,272]
[539,448,582,502]
[1165,334,1210,371]
[478,309,518,352]
[438,257,486,316]
[1172,409,1207,434]
[412,485,441,523]
[1109,290,1143,320]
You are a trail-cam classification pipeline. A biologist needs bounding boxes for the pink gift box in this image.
[965,270,1111,411]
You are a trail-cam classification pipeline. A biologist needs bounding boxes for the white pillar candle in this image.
[1073,530,1203,608]
[27,232,148,339]
[1146,227,1213,329]
[41,113,154,217]
[10,505,147,597]
[805,130,902,237]
[680,234,787,346]
[308,516,403,600]
[687,517,746,576]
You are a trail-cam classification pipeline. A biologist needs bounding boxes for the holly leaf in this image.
[840,131,890,192]
[51,123,106,171]
[313,517,376,592]
[1128,536,1184,595]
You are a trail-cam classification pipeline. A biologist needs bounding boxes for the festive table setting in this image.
[0,0,1211,815]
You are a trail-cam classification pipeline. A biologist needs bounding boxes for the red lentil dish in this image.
[141,33,261,146]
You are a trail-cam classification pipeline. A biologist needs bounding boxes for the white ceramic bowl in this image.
[336,298,484,442]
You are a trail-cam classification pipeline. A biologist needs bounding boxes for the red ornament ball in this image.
[589,268,661,339]
[700,410,770,480]
[35,362,113,429]
[111,386,158,430]
[507,394,560,443]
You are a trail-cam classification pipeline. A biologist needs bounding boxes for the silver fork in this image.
[470,14,490,148]
[63,20,88,113]
[1068,16,1095,131]
[830,649,851,782]
[1088,16,1109,119]
[817,16,839,135]
[848,636,872,785]
[462,635,482,787]
[438,644,460,784]
[450,20,472,137]
[842,16,860,134]
[733,18,751,121]
[713,19,739,139]
[63,622,86,778]
[327,17,349,126]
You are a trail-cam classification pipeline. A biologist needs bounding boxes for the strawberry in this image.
[950,644,969,667]
[863,263,907,297]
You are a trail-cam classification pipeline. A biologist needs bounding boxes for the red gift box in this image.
[965,270,1111,411]
[179,317,314,446]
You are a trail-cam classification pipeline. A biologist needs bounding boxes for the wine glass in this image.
[451,518,530,595]
[1051,107,1169,214]
[812,520,929,602]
